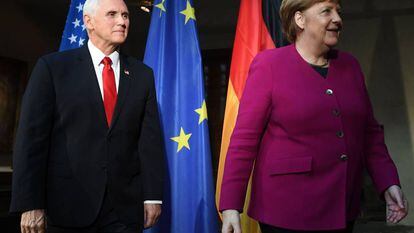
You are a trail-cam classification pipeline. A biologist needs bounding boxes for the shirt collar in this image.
[87,40,120,68]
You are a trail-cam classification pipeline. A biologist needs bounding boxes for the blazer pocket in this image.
[268,156,312,175]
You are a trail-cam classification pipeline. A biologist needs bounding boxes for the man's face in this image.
[85,0,130,48]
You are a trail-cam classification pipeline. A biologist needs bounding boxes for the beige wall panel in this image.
[338,18,380,83]
[339,14,414,225]
[394,14,414,225]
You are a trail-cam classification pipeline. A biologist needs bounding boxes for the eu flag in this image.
[144,0,218,232]
[59,0,88,51]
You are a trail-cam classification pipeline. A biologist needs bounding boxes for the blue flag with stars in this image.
[144,0,218,232]
[59,0,88,51]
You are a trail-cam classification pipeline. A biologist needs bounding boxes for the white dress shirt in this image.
[88,40,120,99]
[87,40,162,205]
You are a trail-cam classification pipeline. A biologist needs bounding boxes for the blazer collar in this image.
[290,44,339,80]
[76,46,131,133]
[108,54,131,133]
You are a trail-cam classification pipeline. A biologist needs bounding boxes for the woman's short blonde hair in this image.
[280,0,341,42]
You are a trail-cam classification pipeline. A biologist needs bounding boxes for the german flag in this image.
[216,0,285,232]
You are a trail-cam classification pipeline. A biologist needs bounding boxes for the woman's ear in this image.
[294,11,305,30]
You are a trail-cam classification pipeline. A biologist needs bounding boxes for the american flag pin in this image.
[124,69,130,76]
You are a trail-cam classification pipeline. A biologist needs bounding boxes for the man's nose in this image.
[116,15,127,26]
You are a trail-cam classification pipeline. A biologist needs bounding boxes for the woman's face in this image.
[297,1,342,48]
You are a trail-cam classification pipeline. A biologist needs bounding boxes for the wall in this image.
[338,0,414,225]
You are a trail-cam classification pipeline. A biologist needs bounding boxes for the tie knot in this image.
[102,57,112,66]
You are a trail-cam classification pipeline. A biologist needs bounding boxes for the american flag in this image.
[59,0,88,51]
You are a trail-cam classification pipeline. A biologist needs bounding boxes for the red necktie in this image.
[102,57,117,126]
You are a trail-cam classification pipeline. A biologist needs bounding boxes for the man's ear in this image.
[294,11,305,30]
[83,14,94,31]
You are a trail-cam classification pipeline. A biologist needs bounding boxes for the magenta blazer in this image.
[219,44,400,230]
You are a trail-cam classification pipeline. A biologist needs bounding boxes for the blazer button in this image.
[336,131,344,138]
[326,89,333,95]
[332,109,341,117]
[340,154,348,161]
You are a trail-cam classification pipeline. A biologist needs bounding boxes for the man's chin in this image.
[112,37,127,44]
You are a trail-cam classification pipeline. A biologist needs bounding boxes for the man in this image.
[10,0,164,232]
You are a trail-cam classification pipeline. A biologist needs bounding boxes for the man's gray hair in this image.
[83,0,100,16]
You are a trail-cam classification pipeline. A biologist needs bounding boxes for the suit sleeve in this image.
[138,69,165,201]
[354,59,400,195]
[10,57,55,213]
[219,53,273,212]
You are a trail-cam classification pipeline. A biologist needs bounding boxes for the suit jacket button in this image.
[336,131,344,138]
[326,89,333,95]
[332,109,340,117]
[340,154,348,161]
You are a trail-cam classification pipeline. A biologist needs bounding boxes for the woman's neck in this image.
[295,37,329,67]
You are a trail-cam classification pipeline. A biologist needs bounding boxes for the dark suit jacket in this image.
[10,46,164,228]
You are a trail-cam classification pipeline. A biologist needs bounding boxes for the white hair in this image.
[83,0,101,16]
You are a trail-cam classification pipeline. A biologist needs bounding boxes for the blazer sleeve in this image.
[10,57,55,213]
[354,59,400,195]
[138,68,165,201]
[219,53,273,212]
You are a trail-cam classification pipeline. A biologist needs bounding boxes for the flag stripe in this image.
[216,0,277,232]
[229,0,275,100]
[262,0,285,47]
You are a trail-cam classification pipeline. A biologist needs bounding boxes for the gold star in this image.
[155,0,166,17]
[180,0,196,24]
[195,100,208,124]
[170,127,192,152]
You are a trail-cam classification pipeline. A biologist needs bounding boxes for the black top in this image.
[310,65,328,78]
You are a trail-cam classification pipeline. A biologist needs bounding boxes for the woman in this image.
[219,0,408,232]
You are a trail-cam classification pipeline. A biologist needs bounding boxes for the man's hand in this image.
[222,209,241,233]
[384,185,409,223]
[144,204,161,228]
[20,209,45,233]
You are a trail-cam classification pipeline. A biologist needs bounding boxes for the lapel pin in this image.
[124,69,130,76]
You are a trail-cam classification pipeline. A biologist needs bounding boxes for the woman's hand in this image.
[222,209,241,233]
[384,185,409,223]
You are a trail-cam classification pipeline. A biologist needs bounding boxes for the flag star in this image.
[155,0,166,17]
[180,0,196,24]
[170,127,192,152]
[195,100,208,124]
[78,37,85,46]
[72,18,81,28]
[68,34,77,44]
[81,24,86,31]
[76,2,84,13]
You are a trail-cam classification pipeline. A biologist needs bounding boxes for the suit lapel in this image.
[108,54,131,133]
[77,46,108,129]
